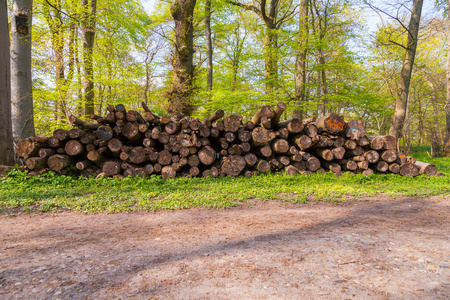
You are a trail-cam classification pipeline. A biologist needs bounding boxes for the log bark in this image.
[399,163,420,177]
[48,154,73,172]
[413,161,437,176]
[315,113,346,134]
[103,160,122,177]
[26,157,48,170]
[198,146,216,165]
[65,140,85,156]
[222,155,246,176]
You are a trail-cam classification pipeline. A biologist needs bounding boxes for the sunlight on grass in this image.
[0,153,449,213]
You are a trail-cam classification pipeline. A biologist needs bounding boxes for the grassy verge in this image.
[1,151,449,213]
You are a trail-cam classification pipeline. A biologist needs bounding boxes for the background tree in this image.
[0,0,15,165]
[167,0,197,115]
[10,0,35,141]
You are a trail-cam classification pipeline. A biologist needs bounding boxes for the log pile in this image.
[15,102,438,178]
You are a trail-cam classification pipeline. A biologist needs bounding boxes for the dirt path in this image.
[0,196,449,300]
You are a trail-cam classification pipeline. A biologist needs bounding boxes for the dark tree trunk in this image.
[168,0,197,116]
[389,0,423,141]
[0,0,15,165]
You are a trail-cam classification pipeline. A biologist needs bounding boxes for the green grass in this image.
[1,150,449,214]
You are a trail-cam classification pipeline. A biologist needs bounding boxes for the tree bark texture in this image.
[205,0,213,92]
[293,0,309,119]
[10,0,35,141]
[168,0,197,116]
[389,0,423,141]
[81,0,97,117]
[0,0,16,164]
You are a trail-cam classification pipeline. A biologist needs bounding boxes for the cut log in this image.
[293,134,312,150]
[357,161,369,170]
[258,145,272,157]
[371,135,397,150]
[204,109,225,127]
[107,138,123,154]
[285,165,299,175]
[244,153,258,167]
[388,163,400,174]
[414,161,437,176]
[357,135,370,147]
[381,150,397,163]
[251,127,276,146]
[87,150,104,164]
[48,154,73,172]
[68,128,86,139]
[396,153,407,165]
[122,122,143,142]
[315,113,346,134]
[344,139,357,150]
[303,124,318,138]
[76,160,92,170]
[399,163,419,177]
[26,157,48,170]
[362,168,374,176]
[256,159,271,173]
[271,139,289,154]
[238,130,252,142]
[322,161,341,173]
[96,125,114,142]
[187,154,200,167]
[333,136,346,148]
[368,136,384,150]
[189,166,200,177]
[65,140,85,156]
[251,106,275,124]
[278,156,290,166]
[222,155,246,176]
[365,150,380,164]
[16,137,46,159]
[316,148,333,161]
[158,150,172,166]
[305,157,321,171]
[277,118,304,134]
[223,115,243,132]
[271,102,287,127]
[345,120,366,140]
[102,160,122,177]
[69,115,100,130]
[39,148,57,158]
[198,146,216,165]
[375,161,389,173]
[332,147,346,160]
[340,160,357,171]
[129,147,147,164]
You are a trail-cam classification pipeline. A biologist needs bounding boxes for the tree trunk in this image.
[81,0,97,117]
[293,0,309,119]
[168,0,197,116]
[0,0,15,165]
[205,0,213,93]
[264,26,278,96]
[389,0,423,140]
[445,0,450,151]
[10,0,35,141]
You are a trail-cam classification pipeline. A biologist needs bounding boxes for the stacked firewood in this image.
[15,102,438,179]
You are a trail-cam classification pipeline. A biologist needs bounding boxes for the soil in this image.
[0,196,449,300]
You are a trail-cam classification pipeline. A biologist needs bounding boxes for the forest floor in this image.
[0,195,449,300]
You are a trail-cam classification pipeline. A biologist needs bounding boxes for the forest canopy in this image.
[5,0,450,155]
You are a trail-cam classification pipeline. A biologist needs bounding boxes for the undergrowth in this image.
[0,150,449,213]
